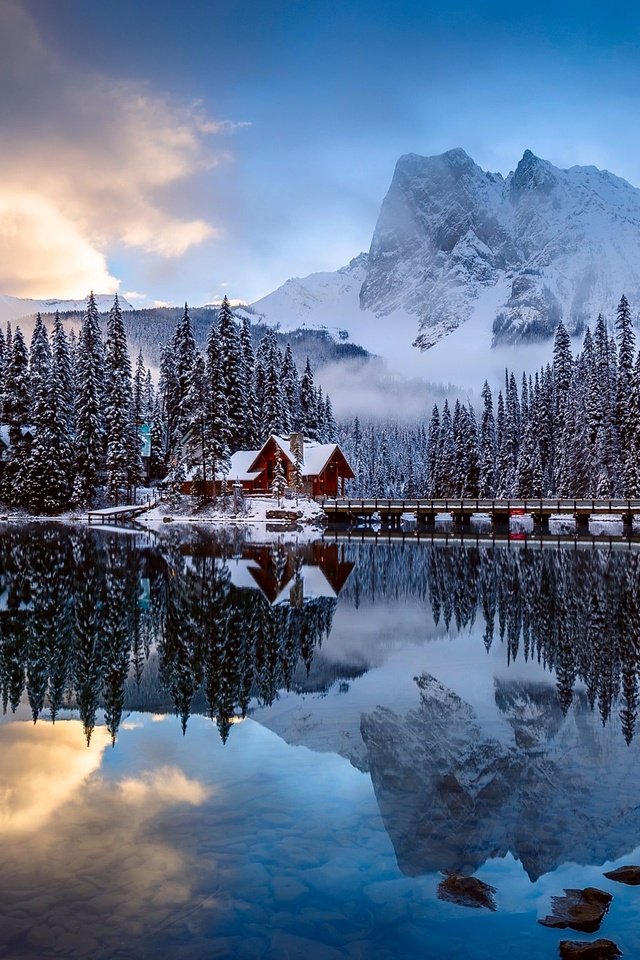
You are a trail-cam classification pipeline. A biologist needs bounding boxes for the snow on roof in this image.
[300,443,341,477]
[221,557,263,591]
[0,424,34,448]
[217,449,264,482]
[269,435,344,477]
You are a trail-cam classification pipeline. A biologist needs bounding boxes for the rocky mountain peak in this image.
[510,149,557,196]
[253,148,640,368]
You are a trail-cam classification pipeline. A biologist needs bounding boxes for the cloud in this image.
[0,1,245,297]
[318,357,453,421]
[0,720,109,834]
[117,766,210,807]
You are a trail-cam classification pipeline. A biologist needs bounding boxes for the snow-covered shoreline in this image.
[0,495,329,534]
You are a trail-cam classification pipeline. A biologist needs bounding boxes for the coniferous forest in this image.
[0,294,336,512]
[339,295,640,500]
[2,291,640,511]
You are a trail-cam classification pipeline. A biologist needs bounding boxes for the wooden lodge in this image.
[181,432,354,498]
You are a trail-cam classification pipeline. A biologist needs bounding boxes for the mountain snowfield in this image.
[0,293,133,327]
[253,148,640,388]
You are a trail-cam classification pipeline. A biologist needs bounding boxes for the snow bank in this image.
[139,495,327,530]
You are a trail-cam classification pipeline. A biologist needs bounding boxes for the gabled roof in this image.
[249,434,354,479]
[218,448,264,482]
[0,424,35,450]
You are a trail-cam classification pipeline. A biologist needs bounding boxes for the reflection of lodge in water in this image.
[0,528,354,743]
[178,540,354,606]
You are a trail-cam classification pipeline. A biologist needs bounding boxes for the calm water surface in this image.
[1,524,640,960]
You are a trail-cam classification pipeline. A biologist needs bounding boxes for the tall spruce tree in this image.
[299,358,318,440]
[104,294,138,504]
[73,292,105,506]
[479,381,496,497]
[217,296,245,451]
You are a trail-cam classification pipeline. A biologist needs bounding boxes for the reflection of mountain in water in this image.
[339,542,640,740]
[0,526,351,743]
[362,674,640,881]
[3,527,640,881]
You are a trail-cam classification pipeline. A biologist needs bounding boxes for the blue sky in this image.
[3,0,640,304]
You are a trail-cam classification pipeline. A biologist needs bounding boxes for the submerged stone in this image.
[559,939,622,960]
[603,865,640,885]
[539,888,612,933]
[437,873,496,911]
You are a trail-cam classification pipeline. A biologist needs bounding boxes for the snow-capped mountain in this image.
[0,293,132,327]
[253,149,640,376]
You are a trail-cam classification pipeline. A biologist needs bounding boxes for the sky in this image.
[3,0,640,306]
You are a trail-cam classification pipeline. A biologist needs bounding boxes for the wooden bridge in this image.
[318,497,640,530]
[88,492,159,526]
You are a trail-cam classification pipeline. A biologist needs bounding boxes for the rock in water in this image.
[437,873,497,911]
[603,865,640,885]
[559,940,622,960]
[539,888,612,933]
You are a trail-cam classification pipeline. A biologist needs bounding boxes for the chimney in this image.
[289,432,304,459]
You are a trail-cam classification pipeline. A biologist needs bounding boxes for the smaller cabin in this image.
[0,424,35,454]
[181,433,354,498]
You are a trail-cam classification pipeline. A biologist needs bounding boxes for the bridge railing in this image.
[318,497,640,513]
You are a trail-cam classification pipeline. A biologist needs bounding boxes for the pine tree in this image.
[258,330,285,439]
[133,350,146,426]
[239,318,258,447]
[281,344,299,432]
[182,352,211,497]
[478,381,496,497]
[299,358,318,440]
[426,405,440,496]
[4,326,30,427]
[28,348,74,512]
[149,397,166,480]
[174,303,198,442]
[217,296,245,451]
[143,368,155,420]
[205,318,231,486]
[324,394,337,441]
[616,295,638,495]
[272,445,286,503]
[51,312,75,433]
[104,294,138,504]
[73,292,105,506]
[291,432,304,503]
[436,400,455,496]
[29,313,50,416]
[1,327,31,505]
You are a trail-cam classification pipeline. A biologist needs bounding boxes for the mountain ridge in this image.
[252,148,640,369]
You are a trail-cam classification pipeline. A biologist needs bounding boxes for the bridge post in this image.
[575,513,589,534]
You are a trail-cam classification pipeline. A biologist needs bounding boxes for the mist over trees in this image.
[339,296,640,499]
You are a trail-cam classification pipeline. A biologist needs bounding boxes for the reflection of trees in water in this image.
[3,529,638,743]
[343,543,640,742]
[0,527,337,744]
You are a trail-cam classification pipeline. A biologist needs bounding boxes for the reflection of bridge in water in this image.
[320,497,640,536]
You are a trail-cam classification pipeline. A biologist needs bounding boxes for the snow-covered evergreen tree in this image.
[104,294,138,504]
[73,292,105,506]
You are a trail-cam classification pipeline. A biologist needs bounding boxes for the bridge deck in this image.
[319,497,640,517]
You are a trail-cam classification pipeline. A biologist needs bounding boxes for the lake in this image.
[1,523,639,960]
